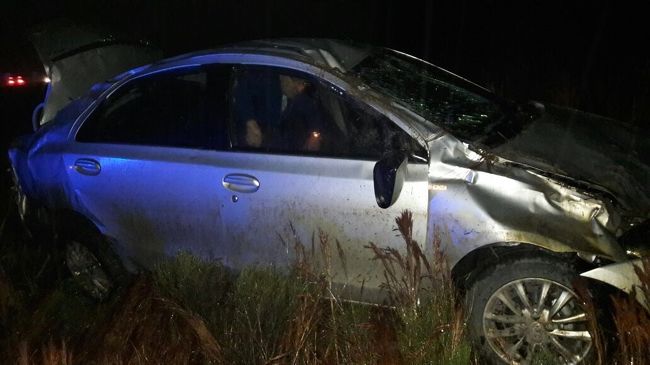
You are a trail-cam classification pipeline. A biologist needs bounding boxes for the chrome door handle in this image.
[74,158,101,176]
[222,173,260,193]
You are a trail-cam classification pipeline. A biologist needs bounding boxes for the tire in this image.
[61,225,127,301]
[466,256,594,364]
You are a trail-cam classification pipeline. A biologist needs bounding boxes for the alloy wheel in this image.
[483,278,592,364]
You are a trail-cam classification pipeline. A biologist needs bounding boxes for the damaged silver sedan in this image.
[8,38,649,364]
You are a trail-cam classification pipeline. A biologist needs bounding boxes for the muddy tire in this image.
[466,256,594,364]
[61,226,127,301]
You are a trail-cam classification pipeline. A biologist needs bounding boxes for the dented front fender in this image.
[425,133,627,268]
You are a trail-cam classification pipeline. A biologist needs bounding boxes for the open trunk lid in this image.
[30,20,162,126]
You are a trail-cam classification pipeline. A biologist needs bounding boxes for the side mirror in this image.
[373,151,408,209]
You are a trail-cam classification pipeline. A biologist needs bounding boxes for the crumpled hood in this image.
[492,104,649,217]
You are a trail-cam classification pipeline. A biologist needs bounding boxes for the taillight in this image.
[5,75,27,87]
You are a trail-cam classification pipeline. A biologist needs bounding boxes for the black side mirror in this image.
[373,151,408,209]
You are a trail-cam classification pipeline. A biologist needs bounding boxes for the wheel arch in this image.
[51,208,104,241]
[451,242,586,292]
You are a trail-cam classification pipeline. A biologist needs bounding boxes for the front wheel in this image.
[466,256,593,364]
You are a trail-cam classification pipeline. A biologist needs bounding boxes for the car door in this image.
[63,64,233,267]
[220,65,429,301]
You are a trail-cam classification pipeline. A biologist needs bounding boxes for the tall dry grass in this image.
[574,258,650,365]
[81,275,224,364]
[17,339,73,365]
[367,210,472,365]
[0,209,480,364]
[0,271,15,324]
[610,258,650,365]
[3,209,650,364]
[152,230,376,365]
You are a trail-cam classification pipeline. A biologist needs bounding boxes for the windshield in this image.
[351,49,512,144]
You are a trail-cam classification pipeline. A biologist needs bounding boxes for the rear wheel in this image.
[61,226,126,301]
[467,256,593,364]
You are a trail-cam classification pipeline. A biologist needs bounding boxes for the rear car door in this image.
[64,64,232,267]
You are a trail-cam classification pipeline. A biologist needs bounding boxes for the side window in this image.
[231,67,328,153]
[76,65,231,150]
[230,66,426,160]
[324,91,427,161]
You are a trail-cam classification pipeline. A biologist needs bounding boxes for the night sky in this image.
[1,0,649,125]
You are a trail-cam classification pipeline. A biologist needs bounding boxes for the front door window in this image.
[230,66,427,160]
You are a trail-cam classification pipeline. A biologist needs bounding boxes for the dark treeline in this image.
[2,0,649,125]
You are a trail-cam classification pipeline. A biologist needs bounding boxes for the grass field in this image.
[1,202,649,364]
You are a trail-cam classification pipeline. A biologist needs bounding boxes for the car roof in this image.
[149,38,374,74]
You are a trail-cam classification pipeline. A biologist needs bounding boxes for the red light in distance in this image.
[5,75,27,87]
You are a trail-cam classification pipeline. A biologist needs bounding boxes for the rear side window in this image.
[76,65,231,149]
